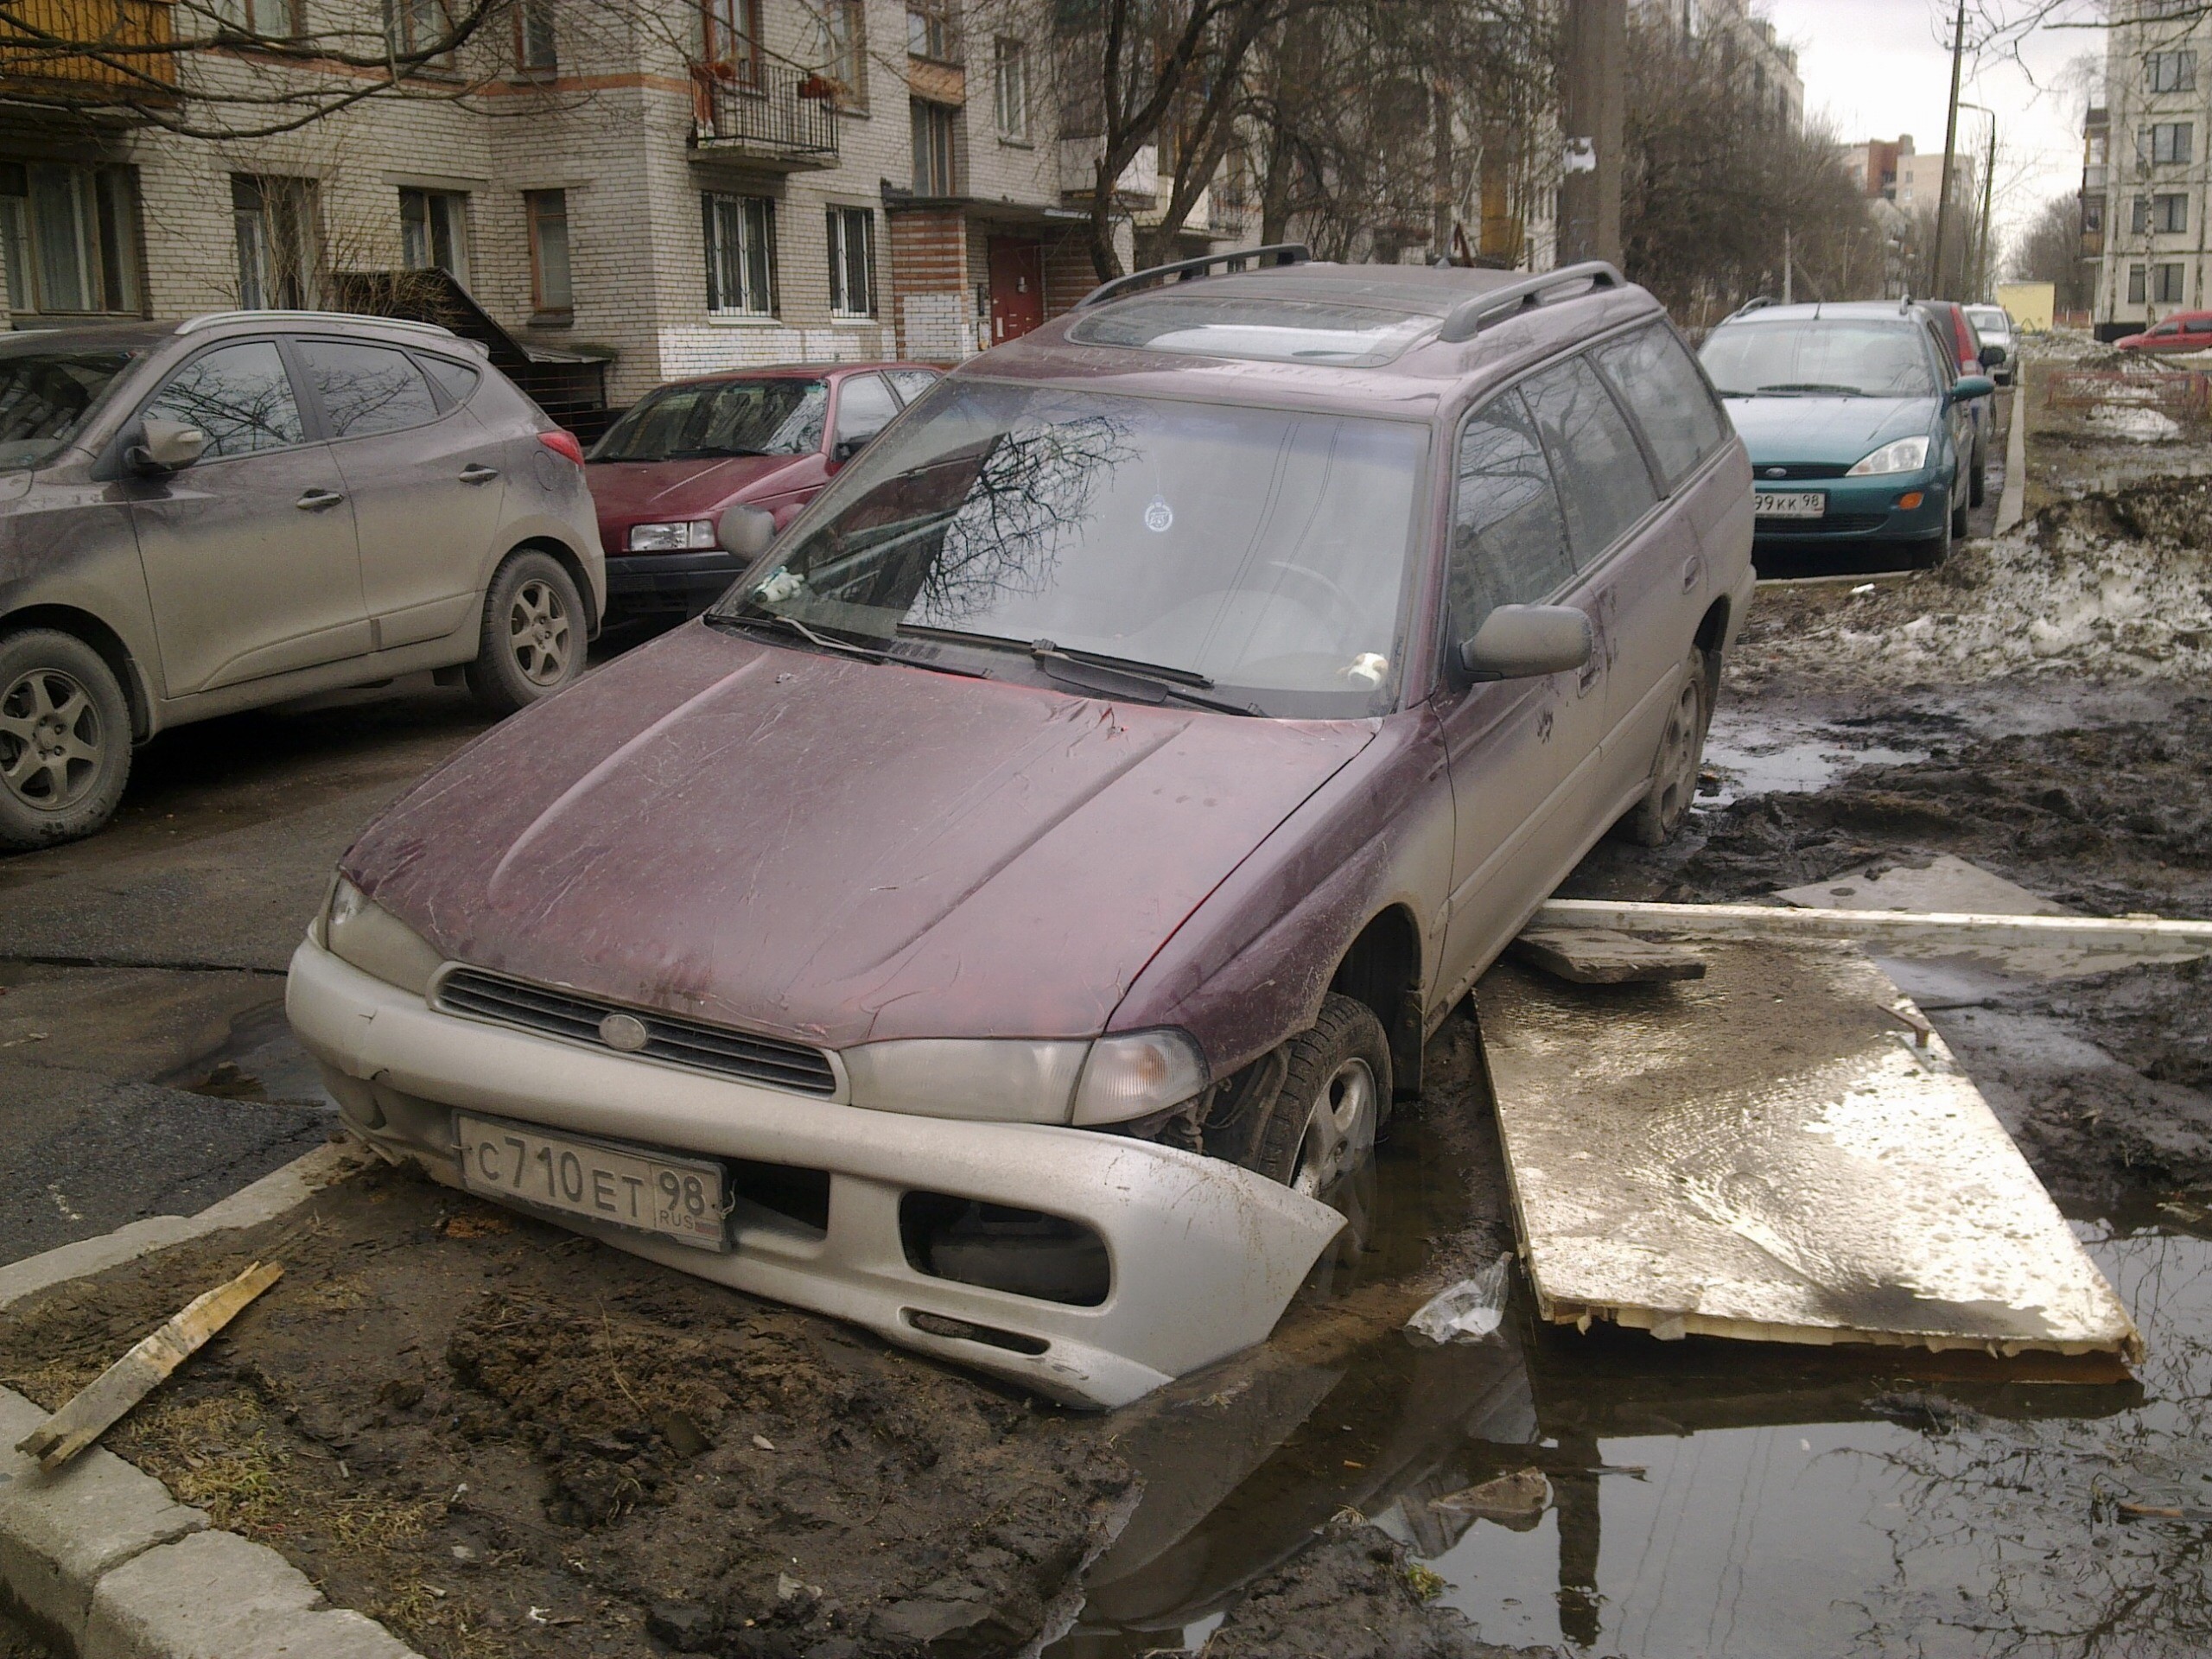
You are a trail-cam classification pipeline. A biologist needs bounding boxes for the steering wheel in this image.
[1260,559,1365,637]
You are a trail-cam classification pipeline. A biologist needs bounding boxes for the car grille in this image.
[435,968,837,1096]
[1756,462,1853,480]
[1758,512,1890,535]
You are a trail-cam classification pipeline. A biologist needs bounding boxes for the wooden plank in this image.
[1509,926,1706,985]
[1534,897,2212,957]
[15,1261,283,1470]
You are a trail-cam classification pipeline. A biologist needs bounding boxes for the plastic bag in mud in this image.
[1405,1253,1514,1344]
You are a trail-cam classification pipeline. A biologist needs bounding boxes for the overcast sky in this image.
[1765,0,2104,256]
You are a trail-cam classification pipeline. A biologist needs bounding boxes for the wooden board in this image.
[1476,943,2140,1362]
[1509,926,1707,985]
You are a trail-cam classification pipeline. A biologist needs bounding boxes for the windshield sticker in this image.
[1144,496,1174,534]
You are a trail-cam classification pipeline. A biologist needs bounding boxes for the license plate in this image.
[455,1113,728,1250]
[1756,491,1827,519]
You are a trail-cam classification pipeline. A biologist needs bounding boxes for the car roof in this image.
[1719,301,1926,327]
[654,361,939,391]
[956,258,1664,416]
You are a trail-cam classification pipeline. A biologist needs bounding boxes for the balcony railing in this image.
[0,0,178,102]
[693,60,840,168]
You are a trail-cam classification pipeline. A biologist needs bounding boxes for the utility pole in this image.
[1978,114,1998,297]
[1783,226,1793,304]
[1929,0,1967,297]
[1560,0,1625,267]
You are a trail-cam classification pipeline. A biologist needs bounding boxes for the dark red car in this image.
[2116,310,2212,351]
[587,362,939,620]
[289,252,1754,1407]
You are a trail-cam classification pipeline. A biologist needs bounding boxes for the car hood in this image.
[1723,396,1932,466]
[588,454,812,538]
[342,623,1376,1050]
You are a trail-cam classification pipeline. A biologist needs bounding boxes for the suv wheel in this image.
[467,550,585,716]
[1244,994,1391,1195]
[1627,645,1711,848]
[0,629,132,851]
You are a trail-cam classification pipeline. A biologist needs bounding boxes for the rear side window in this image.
[300,340,440,438]
[1449,390,1574,641]
[143,341,305,460]
[1519,358,1659,565]
[834,373,899,448]
[419,354,482,404]
[1591,324,1730,491]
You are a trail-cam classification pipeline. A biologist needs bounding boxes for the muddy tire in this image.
[1969,438,1987,508]
[1950,478,1970,540]
[1244,994,1391,1196]
[1626,645,1711,848]
[467,550,585,717]
[0,628,132,851]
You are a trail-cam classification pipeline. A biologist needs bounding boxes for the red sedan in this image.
[2115,311,2212,351]
[588,362,940,621]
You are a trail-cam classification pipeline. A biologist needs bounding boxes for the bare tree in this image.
[2009,191,2096,311]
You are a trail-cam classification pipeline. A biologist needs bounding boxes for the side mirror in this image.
[716,503,777,560]
[833,433,872,463]
[1948,374,1996,404]
[1459,604,1592,683]
[127,418,206,475]
[1979,342,2007,368]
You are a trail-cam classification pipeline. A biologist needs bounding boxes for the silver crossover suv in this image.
[0,311,605,849]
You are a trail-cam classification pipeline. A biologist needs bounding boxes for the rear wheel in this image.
[1627,645,1712,848]
[0,629,131,851]
[467,550,585,716]
[1969,436,1987,507]
[1243,995,1391,1196]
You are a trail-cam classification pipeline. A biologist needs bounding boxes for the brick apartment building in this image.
[0,0,1251,404]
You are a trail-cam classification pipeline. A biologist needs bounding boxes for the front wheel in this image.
[467,550,586,716]
[1244,994,1391,1196]
[1627,645,1712,848]
[0,629,132,851]
[1969,440,1987,508]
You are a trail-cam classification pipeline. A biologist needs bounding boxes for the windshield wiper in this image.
[897,626,1259,715]
[1754,382,1864,397]
[709,606,887,662]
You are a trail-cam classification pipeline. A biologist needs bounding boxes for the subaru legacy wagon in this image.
[0,312,604,849]
[289,253,1754,1408]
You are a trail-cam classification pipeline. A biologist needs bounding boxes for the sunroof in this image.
[1066,293,1441,365]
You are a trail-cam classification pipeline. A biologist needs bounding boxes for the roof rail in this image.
[175,308,460,340]
[1075,244,1312,310]
[1727,296,1777,320]
[1435,261,1624,343]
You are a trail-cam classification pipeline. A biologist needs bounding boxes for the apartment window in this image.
[2144,122,2194,166]
[214,0,303,37]
[814,0,866,104]
[995,38,1029,141]
[232,175,318,310]
[703,193,775,316]
[2147,50,2196,93]
[912,99,958,194]
[2156,262,2187,303]
[2084,196,2105,234]
[704,0,763,85]
[526,190,572,318]
[907,0,957,63]
[827,206,874,316]
[0,162,142,317]
[2154,193,2188,233]
[387,0,454,59]
[399,188,469,287]
[517,0,557,70]
[2129,264,2147,304]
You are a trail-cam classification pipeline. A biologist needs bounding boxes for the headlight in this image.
[321,877,443,996]
[626,520,719,551]
[1070,1031,1207,1127]
[843,1039,1089,1122]
[1847,436,1930,476]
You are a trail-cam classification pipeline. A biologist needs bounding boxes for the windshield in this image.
[713,379,1427,717]
[591,377,826,461]
[0,346,139,472]
[1700,322,1937,398]
[1966,307,2008,334]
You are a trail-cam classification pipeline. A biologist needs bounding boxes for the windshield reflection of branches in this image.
[910,414,1135,628]
[1841,1230,2212,1658]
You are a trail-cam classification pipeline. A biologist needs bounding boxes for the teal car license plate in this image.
[1756,491,1827,519]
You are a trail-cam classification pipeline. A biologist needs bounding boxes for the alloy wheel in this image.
[508,578,573,686]
[0,666,105,811]
[1291,1055,1378,1198]
[1649,678,1703,836]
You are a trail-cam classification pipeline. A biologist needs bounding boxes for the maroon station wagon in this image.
[289,251,1755,1408]
[587,362,941,621]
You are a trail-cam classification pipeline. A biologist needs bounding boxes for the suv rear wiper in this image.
[898,626,1259,715]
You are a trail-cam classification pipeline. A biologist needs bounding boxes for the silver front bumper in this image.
[285,939,1344,1408]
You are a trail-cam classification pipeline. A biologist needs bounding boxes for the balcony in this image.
[0,0,178,105]
[692,60,840,170]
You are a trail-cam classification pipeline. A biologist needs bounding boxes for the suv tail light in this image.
[538,429,587,466]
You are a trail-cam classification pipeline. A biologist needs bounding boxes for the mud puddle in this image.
[157,996,337,1108]
[1698,703,1929,807]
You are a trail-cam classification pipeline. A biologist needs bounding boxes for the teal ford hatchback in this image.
[1699,301,1993,569]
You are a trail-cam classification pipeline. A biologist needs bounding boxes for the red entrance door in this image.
[988,238,1046,346]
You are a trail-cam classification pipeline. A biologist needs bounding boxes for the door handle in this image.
[296,489,346,512]
[1681,553,1704,593]
[459,464,500,485]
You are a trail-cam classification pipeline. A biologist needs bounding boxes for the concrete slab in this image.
[1475,942,2141,1362]
[83,1529,418,1659]
[0,1390,205,1646]
[1509,927,1706,985]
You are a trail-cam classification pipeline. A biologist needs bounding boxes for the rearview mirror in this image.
[128,418,206,475]
[1459,605,1592,683]
[1979,343,2008,368]
[1948,374,1996,404]
[716,503,777,560]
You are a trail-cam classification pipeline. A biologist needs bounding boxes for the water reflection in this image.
[1049,1114,2201,1658]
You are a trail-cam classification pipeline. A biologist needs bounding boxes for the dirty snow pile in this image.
[1740,516,2212,688]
